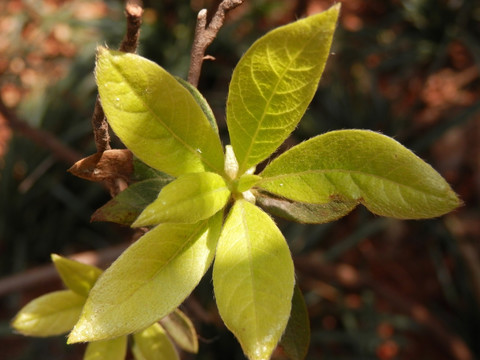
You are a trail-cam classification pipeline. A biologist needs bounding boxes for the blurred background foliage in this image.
[1,0,479,359]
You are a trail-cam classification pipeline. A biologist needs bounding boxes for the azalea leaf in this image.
[226,5,340,175]
[258,130,461,219]
[92,178,173,225]
[176,76,219,135]
[68,213,222,343]
[132,157,174,182]
[96,47,225,177]
[133,172,230,226]
[278,286,310,360]
[12,290,84,337]
[84,336,127,360]
[159,309,198,353]
[254,190,357,224]
[51,254,103,297]
[133,323,179,360]
[213,200,295,360]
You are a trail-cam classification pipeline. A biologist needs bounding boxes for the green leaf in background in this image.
[213,200,294,360]
[68,213,222,343]
[132,157,175,182]
[133,172,230,227]
[255,190,357,224]
[91,178,173,226]
[84,336,127,360]
[226,5,340,175]
[51,254,103,297]
[278,286,310,360]
[159,309,198,354]
[133,323,179,360]
[258,130,461,219]
[96,47,225,177]
[176,76,219,135]
[12,290,84,337]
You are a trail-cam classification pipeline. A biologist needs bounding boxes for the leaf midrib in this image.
[237,27,323,174]
[259,168,447,198]
[238,201,261,345]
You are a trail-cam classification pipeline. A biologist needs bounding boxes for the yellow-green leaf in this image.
[133,172,230,226]
[84,336,127,360]
[259,130,461,219]
[133,323,179,360]
[51,254,103,297]
[213,200,295,360]
[159,309,198,353]
[12,290,84,337]
[226,5,340,175]
[96,47,225,177]
[68,213,222,343]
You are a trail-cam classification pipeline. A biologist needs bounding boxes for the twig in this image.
[91,0,144,154]
[120,0,144,53]
[295,255,474,360]
[188,0,245,87]
[0,243,129,298]
[0,97,82,165]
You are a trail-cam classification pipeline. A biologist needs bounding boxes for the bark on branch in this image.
[91,0,144,154]
[188,0,245,87]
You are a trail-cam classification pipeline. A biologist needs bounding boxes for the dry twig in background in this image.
[0,97,82,165]
[188,0,245,87]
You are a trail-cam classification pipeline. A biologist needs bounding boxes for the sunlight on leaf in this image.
[227,5,340,175]
[68,213,222,343]
[84,336,127,360]
[213,200,294,360]
[51,254,103,297]
[133,172,230,226]
[12,290,84,337]
[258,130,461,219]
[133,323,179,360]
[96,47,225,177]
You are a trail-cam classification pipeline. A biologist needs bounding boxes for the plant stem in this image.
[188,0,245,87]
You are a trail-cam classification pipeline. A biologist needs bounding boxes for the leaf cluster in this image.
[12,5,460,360]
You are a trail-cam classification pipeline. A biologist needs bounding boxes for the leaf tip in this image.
[67,320,90,344]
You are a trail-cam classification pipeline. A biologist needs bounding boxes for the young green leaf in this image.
[175,76,219,135]
[132,157,174,182]
[159,309,198,354]
[133,172,230,227]
[12,290,84,337]
[213,200,295,360]
[68,213,222,343]
[278,286,310,360]
[133,323,179,360]
[258,130,461,219]
[51,254,103,297]
[226,4,340,175]
[255,190,357,224]
[84,336,127,360]
[235,174,262,193]
[91,178,173,225]
[96,47,225,177]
